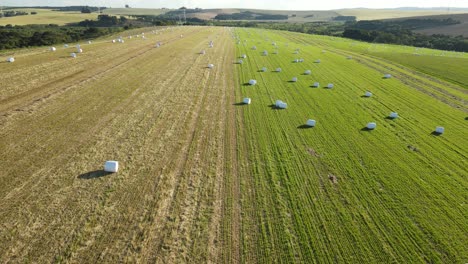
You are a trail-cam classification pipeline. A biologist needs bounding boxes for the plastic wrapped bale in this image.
[64,44,69,48]
[299,58,304,62]
[384,74,392,79]
[243,98,251,105]
[50,47,56,52]
[306,119,316,127]
[252,46,257,50]
[275,100,283,107]
[278,102,287,109]
[208,64,214,69]
[304,70,312,75]
[249,79,257,85]
[291,77,298,82]
[261,67,267,72]
[435,126,444,134]
[327,83,334,89]
[312,82,320,87]
[238,59,244,64]
[263,50,268,56]
[112,39,116,43]
[77,48,83,53]
[201,50,206,55]
[294,59,299,63]
[76,44,81,49]
[294,51,299,54]
[347,56,353,59]
[241,54,247,59]
[70,53,77,58]
[88,41,92,44]
[104,161,119,173]
[7,57,15,63]
[366,122,377,130]
[276,68,282,72]
[389,112,398,119]
[315,59,321,63]
[364,91,372,97]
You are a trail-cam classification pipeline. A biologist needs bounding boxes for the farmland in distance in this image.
[0,26,467,263]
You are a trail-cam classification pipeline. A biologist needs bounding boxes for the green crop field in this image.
[0,8,98,26]
[0,26,466,263]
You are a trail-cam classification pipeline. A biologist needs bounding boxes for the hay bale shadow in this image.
[361,127,373,131]
[431,131,442,136]
[233,102,245,106]
[297,124,312,129]
[78,170,112,180]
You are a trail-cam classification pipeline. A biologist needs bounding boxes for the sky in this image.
[2,0,468,10]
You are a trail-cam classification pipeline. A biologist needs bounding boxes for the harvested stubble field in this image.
[0,26,467,263]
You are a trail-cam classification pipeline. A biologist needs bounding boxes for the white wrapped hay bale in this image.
[276,68,282,72]
[77,48,83,53]
[261,67,267,72]
[299,58,304,62]
[294,59,299,63]
[263,50,268,56]
[104,161,119,173]
[291,77,298,82]
[366,122,377,130]
[435,126,444,134]
[304,70,312,75]
[389,112,398,119]
[241,54,247,59]
[70,53,77,58]
[315,59,321,63]
[7,57,15,63]
[201,50,206,55]
[364,91,372,97]
[208,64,214,69]
[87,41,92,44]
[275,100,287,109]
[327,83,334,89]
[306,119,316,127]
[252,46,257,50]
[50,47,56,52]
[384,74,392,79]
[112,39,116,43]
[249,79,257,85]
[64,44,69,48]
[312,82,320,87]
[243,98,251,104]
[238,59,244,64]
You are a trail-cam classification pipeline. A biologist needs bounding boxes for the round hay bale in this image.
[304,70,312,75]
[104,161,119,173]
[435,126,444,134]
[276,67,282,72]
[243,98,251,104]
[389,112,398,119]
[261,67,267,72]
[70,53,77,58]
[306,119,316,127]
[291,77,298,82]
[50,47,56,52]
[364,91,372,97]
[384,74,392,79]
[327,83,334,88]
[366,122,377,130]
[248,79,257,85]
[7,57,15,63]
[312,82,320,87]
[208,64,214,69]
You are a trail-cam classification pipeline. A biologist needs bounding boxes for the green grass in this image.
[0,8,98,26]
[233,28,467,263]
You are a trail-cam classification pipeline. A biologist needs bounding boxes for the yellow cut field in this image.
[0,9,98,26]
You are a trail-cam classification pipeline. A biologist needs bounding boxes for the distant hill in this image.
[386,13,468,37]
[336,8,468,20]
